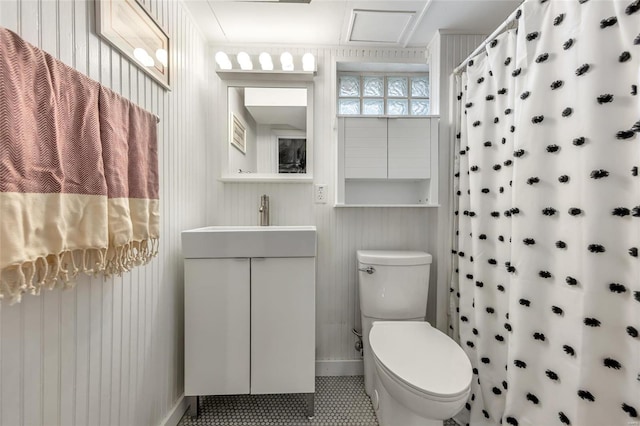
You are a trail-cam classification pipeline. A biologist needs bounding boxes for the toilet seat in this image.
[369,321,472,400]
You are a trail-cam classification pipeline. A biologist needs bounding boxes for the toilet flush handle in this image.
[358,266,375,274]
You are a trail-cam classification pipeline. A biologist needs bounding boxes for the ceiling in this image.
[183,0,522,47]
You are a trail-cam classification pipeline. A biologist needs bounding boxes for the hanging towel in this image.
[98,86,159,276]
[0,27,159,303]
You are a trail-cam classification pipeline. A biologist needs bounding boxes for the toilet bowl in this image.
[369,321,472,426]
[357,250,472,426]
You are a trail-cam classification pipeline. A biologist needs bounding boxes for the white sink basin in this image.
[181,226,317,258]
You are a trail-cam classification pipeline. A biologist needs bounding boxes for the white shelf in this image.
[220,174,313,183]
[216,69,316,82]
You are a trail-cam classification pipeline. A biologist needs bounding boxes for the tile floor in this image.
[178,376,458,426]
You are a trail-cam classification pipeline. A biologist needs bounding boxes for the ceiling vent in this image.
[347,9,415,44]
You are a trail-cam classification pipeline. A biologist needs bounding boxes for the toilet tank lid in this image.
[357,250,432,266]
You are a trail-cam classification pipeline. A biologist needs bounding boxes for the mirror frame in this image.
[220,79,314,183]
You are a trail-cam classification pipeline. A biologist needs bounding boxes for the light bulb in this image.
[215,51,232,70]
[155,48,168,67]
[280,52,293,71]
[133,48,154,67]
[259,52,273,71]
[237,52,253,70]
[302,53,315,72]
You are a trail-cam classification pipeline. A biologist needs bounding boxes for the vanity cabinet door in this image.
[184,258,250,396]
[250,257,316,394]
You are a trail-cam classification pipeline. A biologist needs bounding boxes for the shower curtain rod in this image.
[452,6,521,75]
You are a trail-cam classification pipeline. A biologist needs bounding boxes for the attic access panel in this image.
[348,9,415,44]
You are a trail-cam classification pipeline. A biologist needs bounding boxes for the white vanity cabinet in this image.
[182,226,316,418]
[337,116,439,206]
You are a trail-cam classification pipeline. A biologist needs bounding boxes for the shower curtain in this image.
[449,1,639,425]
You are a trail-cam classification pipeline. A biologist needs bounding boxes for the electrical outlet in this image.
[314,184,328,204]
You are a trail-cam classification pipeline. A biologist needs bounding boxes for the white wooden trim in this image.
[429,116,439,203]
[159,394,187,426]
[337,117,346,204]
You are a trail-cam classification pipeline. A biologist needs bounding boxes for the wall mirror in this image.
[221,81,314,182]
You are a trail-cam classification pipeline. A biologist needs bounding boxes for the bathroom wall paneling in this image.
[207,46,437,364]
[0,1,208,425]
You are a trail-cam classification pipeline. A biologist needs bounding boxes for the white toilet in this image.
[357,250,472,426]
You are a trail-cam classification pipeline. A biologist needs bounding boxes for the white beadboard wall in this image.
[428,32,488,330]
[0,1,208,425]
[206,46,439,362]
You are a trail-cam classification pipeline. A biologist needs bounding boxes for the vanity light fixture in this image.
[280,52,294,71]
[302,53,315,72]
[133,48,155,67]
[215,52,316,79]
[237,52,253,70]
[215,51,232,70]
[259,52,274,71]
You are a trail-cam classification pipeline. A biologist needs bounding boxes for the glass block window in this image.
[411,99,429,116]
[411,77,429,97]
[387,99,408,115]
[363,77,384,97]
[363,99,384,115]
[338,99,360,115]
[339,76,360,96]
[387,77,408,97]
[338,73,429,116]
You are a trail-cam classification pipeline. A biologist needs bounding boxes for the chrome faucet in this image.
[259,194,270,226]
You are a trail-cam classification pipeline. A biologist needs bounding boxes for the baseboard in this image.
[316,359,363,376]
[160,393,188,426]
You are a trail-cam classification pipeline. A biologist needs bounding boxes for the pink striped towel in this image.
[0,27,159,303]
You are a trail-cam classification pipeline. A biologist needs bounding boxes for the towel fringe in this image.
[0,238,159,304]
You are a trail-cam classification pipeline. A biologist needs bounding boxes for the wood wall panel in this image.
[0,1,208,425]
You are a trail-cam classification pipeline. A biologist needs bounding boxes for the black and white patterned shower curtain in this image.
[450,1,640,425]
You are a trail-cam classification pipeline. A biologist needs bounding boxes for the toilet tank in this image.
[357,250,432,320]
